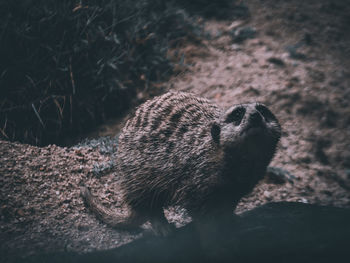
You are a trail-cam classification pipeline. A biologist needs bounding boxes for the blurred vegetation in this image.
[0,0,237,146]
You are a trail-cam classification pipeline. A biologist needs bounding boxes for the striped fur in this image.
[82,91,281,236]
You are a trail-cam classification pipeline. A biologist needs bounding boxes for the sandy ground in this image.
[1,0,350,260]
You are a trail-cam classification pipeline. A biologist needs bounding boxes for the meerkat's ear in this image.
[211,122,220,144]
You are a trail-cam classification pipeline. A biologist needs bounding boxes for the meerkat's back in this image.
[117,92,223,209]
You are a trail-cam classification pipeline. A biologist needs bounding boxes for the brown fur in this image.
[81,92,281,235]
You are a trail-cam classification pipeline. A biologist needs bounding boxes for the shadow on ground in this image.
[14,202,350,263]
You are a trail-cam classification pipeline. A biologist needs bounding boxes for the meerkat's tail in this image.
[80,186,145,230]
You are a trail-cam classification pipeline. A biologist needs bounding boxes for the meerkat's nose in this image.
[249,111,263,126]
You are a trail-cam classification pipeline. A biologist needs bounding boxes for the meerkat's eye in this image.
[225,106,246,126]
[256,104,276,122]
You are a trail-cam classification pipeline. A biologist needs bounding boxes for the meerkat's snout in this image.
[240,103,279,136]
[248,111,263,126]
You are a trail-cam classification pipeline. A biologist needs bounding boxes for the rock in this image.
[314,138,331,165]
[265,166,294,184]
[267,57,285,67]
[231,27,257,43]
[263,191,272,200]
[285,44,306,60]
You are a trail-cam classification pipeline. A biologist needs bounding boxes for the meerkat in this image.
[81,91,281,236]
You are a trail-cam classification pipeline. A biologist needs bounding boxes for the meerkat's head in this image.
[211,103,281,162]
